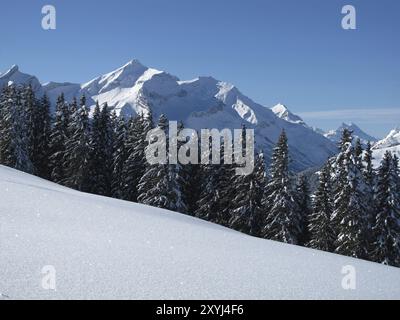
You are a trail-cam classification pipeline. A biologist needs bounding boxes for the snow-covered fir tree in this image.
[331,129,369,259]
[49,93,69,184]
[34,94,52,179]
[63,97,91,191]
[372,151,400,267]
[137,114,176,210]
[295,174,312,245]
[89,102,114,196]
[308,162,335,252]
[22,85,37,172]
[363,141,377,256]
[169,121,189,213]
[111,114,128,199]
[195,136,235,226]
[262,130,300,244]
[354,138,364,171]
[0,86,33,173]
[122,113,153,202]
[229,151,267,237]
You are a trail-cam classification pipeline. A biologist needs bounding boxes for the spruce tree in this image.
[169,121,189,214]
[308,163,335,252]
[111,115,128,199]
[89,102,113,196]
[183,161,202,216]
[372,151,400,267]
[363,141,377,256]
[33,94,52,179]
[354,138,364,170]
[295,174,312,245]
[137,114,176,210]
[229,151,266,237]
[195,163,219,222]
[0,86,33,173]
[22,85,38,173]
[332,129,369,259]
[122,113,153,202]
[49,94,69,183]
[195,136,235,226]
[63,98,91,191]
[263,130,300,244]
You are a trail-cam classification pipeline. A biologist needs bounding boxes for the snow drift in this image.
[1,165,400,300]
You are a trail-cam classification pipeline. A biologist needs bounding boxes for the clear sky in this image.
[1,0,399,138]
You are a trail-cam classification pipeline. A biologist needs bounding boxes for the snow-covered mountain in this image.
[1,165,400,300]
[0,65,43,94]
[372,128,400,167]
[0,61,337,171]
[271,103,308,127]
[324,123,378,146]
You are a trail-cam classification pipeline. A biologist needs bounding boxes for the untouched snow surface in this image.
[1,165,400,300]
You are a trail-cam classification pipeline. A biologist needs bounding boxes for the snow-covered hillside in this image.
[1,165,399,300]
[324,123,378,146]
[0,61,336,171]
[372,128,400,167]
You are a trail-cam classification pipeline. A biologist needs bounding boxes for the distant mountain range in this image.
[0,61,337,172]
[323,123,378,146]
[262,102,399,168]
[0,61,397,170]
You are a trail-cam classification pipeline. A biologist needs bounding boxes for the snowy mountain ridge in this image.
[1,164,400,299]
[373,128,400,150]
[0,61,337,171]
[372,128,400,167]
[271,103,308,127]
[324,122,378,146]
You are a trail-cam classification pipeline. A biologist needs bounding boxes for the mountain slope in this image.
[372,128,400,167]
[324,123,378,146]
[0,61,336,171]
[1,165,400,300]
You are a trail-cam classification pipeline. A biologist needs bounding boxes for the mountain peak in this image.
[0,64,19,78]
[0,64,43,92]
[271,103,307,127]
[121,59,146,70]
[272,103,288,111]
[325,122,377,145]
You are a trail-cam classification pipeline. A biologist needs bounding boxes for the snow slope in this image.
[324,123,378,146]
[1,165,399,300]
[0,61,337,171]
[372,128,400,168]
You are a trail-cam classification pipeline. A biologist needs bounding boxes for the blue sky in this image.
[0,0,399,137]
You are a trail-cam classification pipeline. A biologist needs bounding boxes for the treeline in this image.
[1,85,399,267]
